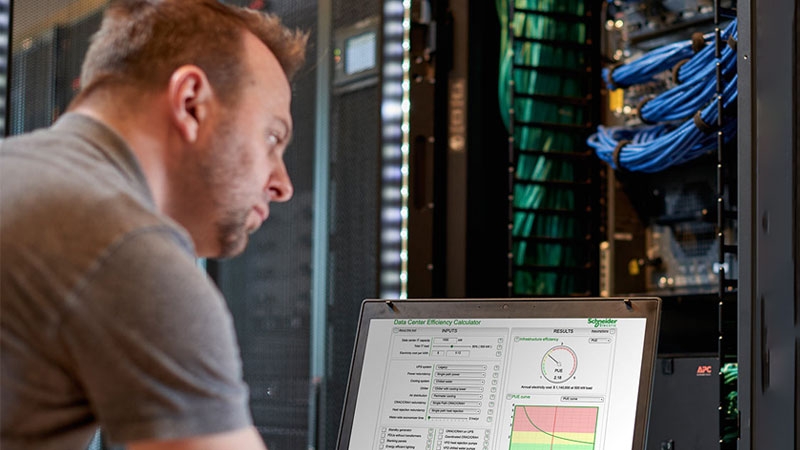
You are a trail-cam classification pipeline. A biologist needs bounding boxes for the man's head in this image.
[78,0,306,105]
[74,0,308,258]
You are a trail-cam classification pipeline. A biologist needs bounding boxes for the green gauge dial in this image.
[541,345,578,383]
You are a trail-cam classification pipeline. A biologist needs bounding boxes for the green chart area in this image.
[509,405,598,450]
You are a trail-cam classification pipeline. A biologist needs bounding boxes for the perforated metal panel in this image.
[9,1,106,135]
[325,86,381,448]
[54,10,102,116]
[324,1,383,448]
[212,1,318,449]
[9,31,55,134]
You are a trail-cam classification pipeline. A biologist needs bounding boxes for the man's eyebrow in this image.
[278,119,293,144]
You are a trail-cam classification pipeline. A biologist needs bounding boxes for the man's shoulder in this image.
[1,162,188,258]
[1,121,188,259]
[0,127,194,311]
[1,115,153,207]
[1,122,102,168]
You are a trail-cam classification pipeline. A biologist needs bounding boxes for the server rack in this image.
[53,10,102,117]
[737,1,799,448]
[320,1,383,448]
[406,0,749,448]
[457,0,797,448]
[209,1,319,448]
[594,2,740,448]
[9,30,55,134]
[400,3,744,445]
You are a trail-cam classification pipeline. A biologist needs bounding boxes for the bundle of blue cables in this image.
[603,19,738,91]
[590,19,738,172]
[640,20,738,123]
[602,31,712,90]
[674,19,737,83]
[588,74,738,172]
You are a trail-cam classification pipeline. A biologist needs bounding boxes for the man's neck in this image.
[70,94,174,215]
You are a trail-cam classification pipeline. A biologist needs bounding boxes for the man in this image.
[0,0,307,449]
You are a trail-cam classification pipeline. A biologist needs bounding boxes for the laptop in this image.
[335,297,661,450]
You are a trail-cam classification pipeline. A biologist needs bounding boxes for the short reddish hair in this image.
[77,0,307,104]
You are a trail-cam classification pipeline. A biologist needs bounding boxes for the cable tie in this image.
[605,62,623,90]
[612,139,631,171]
[693,110,715,134]
[636,96,656,125]
[691,32,707,53]
[727,35,738,51]
[671,58,690,85]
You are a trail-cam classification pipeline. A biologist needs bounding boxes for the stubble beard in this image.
[215,208,250,258]
[201,122,254,259]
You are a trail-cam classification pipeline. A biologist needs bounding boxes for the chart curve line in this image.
[520,406,595,446]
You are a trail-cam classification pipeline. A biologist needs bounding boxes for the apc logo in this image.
[696,365,714,376]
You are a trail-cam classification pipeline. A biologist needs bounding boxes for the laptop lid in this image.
[335,297,661,450]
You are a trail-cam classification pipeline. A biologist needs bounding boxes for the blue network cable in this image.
[588,74,738,172]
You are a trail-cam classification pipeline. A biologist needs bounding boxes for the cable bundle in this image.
[498,0,590,295]
[588,74,738,172]
[590,19,738,172]
[675,19,737,83]
[498,7,586,128]
[640,20,738,123]
[603,31,713,90]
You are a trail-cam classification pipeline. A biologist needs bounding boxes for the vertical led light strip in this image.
[379,0,410,299]
[399,0,410,299]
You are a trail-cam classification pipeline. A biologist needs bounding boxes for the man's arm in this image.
[127,427,267,450]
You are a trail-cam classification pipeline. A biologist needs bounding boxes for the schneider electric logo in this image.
[588,318,618,328]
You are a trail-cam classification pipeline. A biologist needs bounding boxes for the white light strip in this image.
[399,0,411,299]
[379,0,410,300]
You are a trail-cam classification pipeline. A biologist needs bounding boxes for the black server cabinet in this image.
[54,11,102,117]
[9,8,101,135]
[209,1,318,449]
[9,31,55,134]
[215,1,384,449]
[737,0,800,448]
[323,2,383,448]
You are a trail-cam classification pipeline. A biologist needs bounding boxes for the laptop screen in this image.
[336,298,661,450]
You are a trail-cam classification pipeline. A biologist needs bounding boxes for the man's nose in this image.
[268,160,293,202]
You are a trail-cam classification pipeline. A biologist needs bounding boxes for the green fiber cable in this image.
[500,0,588,295]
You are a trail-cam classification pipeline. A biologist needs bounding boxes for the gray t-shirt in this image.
[0,114,252,449]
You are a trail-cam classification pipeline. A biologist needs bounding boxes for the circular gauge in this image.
[541,345,577,383]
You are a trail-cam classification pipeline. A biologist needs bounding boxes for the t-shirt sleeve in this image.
[59,227,252,444]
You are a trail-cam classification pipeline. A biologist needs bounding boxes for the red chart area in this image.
[510,405,598,450]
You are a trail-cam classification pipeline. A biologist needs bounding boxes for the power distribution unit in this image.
[646,356,721,450]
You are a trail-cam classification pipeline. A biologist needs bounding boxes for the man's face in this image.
[196,32,294,258]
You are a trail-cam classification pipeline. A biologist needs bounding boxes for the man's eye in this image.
[267,134,279,146]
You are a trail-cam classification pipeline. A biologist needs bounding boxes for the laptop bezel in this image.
[335,297,661,450]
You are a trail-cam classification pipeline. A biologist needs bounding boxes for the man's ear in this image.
[168,65,215,143]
